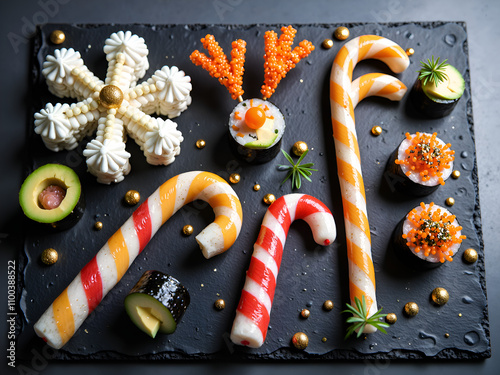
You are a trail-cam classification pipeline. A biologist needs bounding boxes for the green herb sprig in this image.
[277,149,317,190]
[342,296,389,339]
[418,56,449,86]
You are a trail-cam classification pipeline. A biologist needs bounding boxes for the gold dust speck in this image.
[263,193,276,205]
[334,26,350,40]
[459,313,462,317]
[229,173,241,184]
[196,139,206,149]
[321,337,327,343]
[406,47,415,56]
[444,333,450,338]
[94,221,103,230]
[445,197,455,206]
[322,39,334,49]
[463,248,478,263]
[371,125,383,136]
[253,184,261,191]
[451,170,461,179]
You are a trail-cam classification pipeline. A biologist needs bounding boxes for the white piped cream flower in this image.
[153,66,192,103]
[143,118,183,164]
[42,48,83,86]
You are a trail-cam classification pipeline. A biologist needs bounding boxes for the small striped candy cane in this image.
[34,171,242,349]
[230,194,336,348]
[330,35,409,332]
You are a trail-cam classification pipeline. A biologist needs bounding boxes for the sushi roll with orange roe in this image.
[386,132,454,196]
[393,202,466,268]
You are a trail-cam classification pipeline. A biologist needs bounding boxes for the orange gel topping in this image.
[234,111,242,120]
[245,106,266,129]
[236,133,244,138]
[232,125,240,131]
[395,132,454,185]
[402,202,466,263]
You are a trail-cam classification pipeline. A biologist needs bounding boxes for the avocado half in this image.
[19,164,85,230]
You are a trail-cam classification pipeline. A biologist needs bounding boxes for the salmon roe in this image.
[402,202,466,263]
[395,132,454,185]
[245,106,266,129]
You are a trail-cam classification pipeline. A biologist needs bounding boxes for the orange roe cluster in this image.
[402,202,466,263]
[261,25,315,100]
[190,35,246,100]
[395,132,454,185]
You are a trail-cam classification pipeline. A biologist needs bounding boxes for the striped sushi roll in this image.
[330,35,409,330]
[230,194,336,348]
[34,171,242,349]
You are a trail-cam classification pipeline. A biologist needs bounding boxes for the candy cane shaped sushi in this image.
[330,35,409,331]
[230,194,336,348]
[34,171,242,349]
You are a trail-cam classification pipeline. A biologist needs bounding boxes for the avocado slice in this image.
[422,64,465,101]
[244,118,278,149]
[19,164,83,229]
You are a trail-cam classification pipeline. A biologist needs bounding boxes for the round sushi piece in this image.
[385,132,454,196]
[228,98,285,163]
[392,202,466,268]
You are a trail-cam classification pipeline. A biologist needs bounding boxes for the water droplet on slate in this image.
[405,31,414,39]
[319,152,324,156]
[462,296,473,304]
[464,270,474,275]
[306,301,313,307]
[444,34,457,46]
[464,331,479,346]
[461,151,468,158]
[419,331,437,345]
[456,187,467,197]
[374,29,382,36]
[461,163,469,171]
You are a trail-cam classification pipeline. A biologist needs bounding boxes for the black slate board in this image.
[16,22,490,361]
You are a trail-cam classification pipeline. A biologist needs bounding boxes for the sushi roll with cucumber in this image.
[228,98,285,163]
[385,132,455,196]
[392,202,466,268]
[409,56,465,118]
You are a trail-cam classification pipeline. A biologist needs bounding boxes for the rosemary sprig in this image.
[342,295,390,340]
[418,56,449,86]
[277,149,317,190]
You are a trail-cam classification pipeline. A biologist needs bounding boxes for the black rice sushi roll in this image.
[228,98,285,164]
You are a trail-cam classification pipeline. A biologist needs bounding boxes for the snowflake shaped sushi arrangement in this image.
[34,31,192,183]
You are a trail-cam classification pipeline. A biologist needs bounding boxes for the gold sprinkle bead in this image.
[323,300,334,311]
[322,38,334,49]
[291,332,309,350]
[404,302,419,317]
[214,299,226,310]
[41,248,58,265]
[371,125,383,136]
[321,337,327,343]
[124,190,141,206]
[182,225,194,236]
[334,26,350,41]
[463,248,478,263]
[451,170,461,179]
[431,287,450,306]
[444,333,450,338]
[196,139,206,149]
[229,173,241,184]
[459,313,462,317]
[445,197,455,206]
[253,184,261,191]
[50,30,66,45]
[99,85,124,109]
[292,141,309,157]
[263,193,276,205]
[300,309,310,319]
[94,221,103,231]
[406,47,415,56]
[385,313,397,324]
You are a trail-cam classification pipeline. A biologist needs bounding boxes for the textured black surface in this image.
[16,22,489,361]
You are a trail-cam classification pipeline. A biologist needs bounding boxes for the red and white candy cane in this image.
[34,171,242,349]
[330,35,409,330]
[230,194,336,348]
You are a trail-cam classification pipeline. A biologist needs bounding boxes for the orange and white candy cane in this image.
[330,35,409,331]
[34,171,242,349]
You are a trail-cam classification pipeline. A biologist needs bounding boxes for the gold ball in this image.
[321,337,327,343]
[41,248,58,265]
[371,125,383,136]
[291,332,309,350]
[385,313,397,324]
[263,193,276,205]
[253,184,261,191]
[229,173,241,184]
[445,197,455,206]
[463,248,478,263]
[404,302,419,317]
[431,287,450,305]
[334,26,350,41]
[322,38,334,49]
[182,224,194,236]
[214,298,226,310]
[323,300,334,311]
[300,309,310,319]
[196,139,206,149]
[451,170,461,179]
[444,333,450,338]
[99,85,124,109]
[406,47,415,56]
[50,30,65,45]
[124,190,141,206]
[94,221,103,230]
[292,141,309,157]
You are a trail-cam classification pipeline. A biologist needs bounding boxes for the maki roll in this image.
[386,132,454,196]
[228,98,285,163]
[409,56,465,118]
[393,202,466,268]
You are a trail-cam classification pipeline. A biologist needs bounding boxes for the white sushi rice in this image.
[397,132,453,186]
[228,98,285,148]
